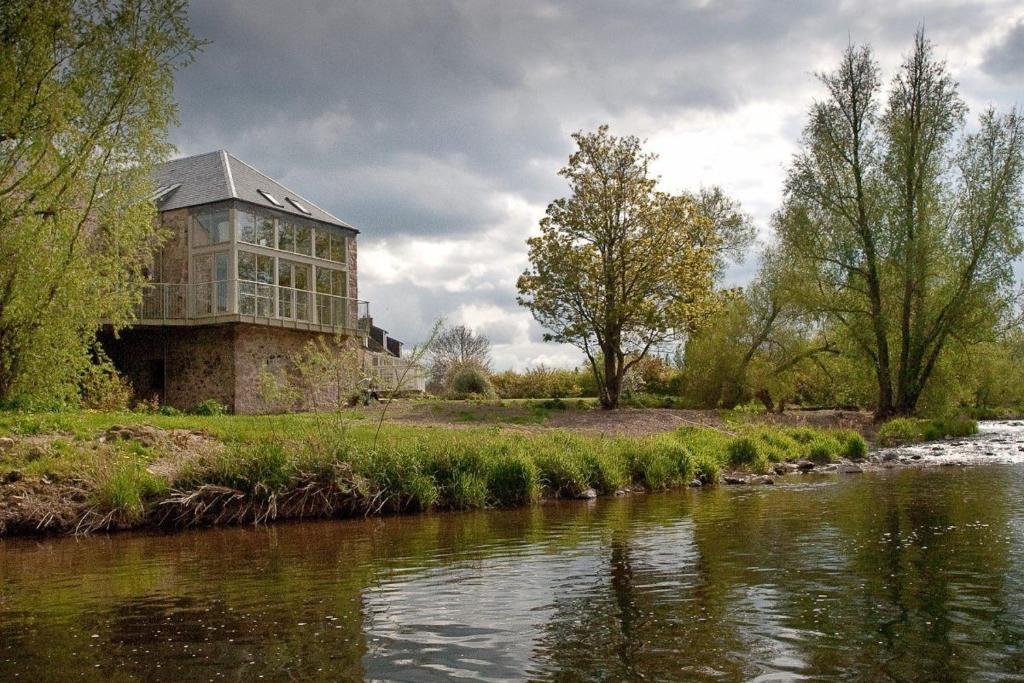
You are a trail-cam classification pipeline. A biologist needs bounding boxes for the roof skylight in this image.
[150,183,181,202]
[258,189,284,207]
[286,197,312,215]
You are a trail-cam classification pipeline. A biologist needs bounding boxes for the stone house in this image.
[100,150,388,413]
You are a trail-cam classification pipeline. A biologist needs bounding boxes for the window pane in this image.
[215,253,228,281]
[316,267,331,293]
[193,254,213,283]
[278,222,296,252]
[238,252,256,281]
[237,208,255,244]
[258,254,274,284]
[193,206,230,245]
[315,228,331,260]
[295,223,312,256]
[294,263,310,291]
[238,207,275,247]
[330,234,345,262]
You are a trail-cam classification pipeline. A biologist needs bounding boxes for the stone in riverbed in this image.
[796,460,815,472]
[754,475,775,485]
[840,464,864,474]
[577,488,598,500]
[688,479,703,488]
[722,475,748,485]
[0,437,14,450]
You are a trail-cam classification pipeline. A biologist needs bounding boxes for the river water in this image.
[2,422,1024,681]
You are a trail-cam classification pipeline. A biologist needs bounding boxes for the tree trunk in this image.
[601,352,621,409]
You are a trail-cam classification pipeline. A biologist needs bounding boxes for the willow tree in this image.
[776,32,1024,418]
[0,0,201,404]
[517,126,743,409]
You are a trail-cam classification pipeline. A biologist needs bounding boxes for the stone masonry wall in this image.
[233,324,361,414]
[99,325,236,410]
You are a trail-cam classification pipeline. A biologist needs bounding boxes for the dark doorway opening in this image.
[149,358,166,396]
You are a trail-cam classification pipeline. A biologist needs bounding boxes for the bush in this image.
[491,366,586,399]
[190,399,227,416]
[448,366,496,399]
[79,362,133,411]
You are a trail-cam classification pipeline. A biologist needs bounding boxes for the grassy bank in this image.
[0,410,976,536]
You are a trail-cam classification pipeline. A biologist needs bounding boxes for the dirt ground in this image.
[369,400,878,439]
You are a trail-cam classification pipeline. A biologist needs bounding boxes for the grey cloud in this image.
[170,0,1021,366]
[984,21,1024,78]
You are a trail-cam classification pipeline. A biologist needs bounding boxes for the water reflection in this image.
[3,433,1024,680]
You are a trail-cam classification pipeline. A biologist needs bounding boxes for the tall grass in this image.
[0,409,970,533]
[877,417,978,446]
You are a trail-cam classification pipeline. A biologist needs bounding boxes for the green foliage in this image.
[448,365,496,399]
[843,433,868,461]
[79,347,133,411]
[490,366,586,399]
[0,0,202,405]
[807,440,836,465]
[487,452,541,506]
[517,126,746,409]
[776,32,1024,417]
[727,437,759,469]
[189,399,227,416]
[877,417,978,446]
[93,458,169,522]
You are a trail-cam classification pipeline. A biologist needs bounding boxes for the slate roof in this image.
[152,150,356,231]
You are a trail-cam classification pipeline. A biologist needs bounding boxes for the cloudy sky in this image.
[171,0,1024,369]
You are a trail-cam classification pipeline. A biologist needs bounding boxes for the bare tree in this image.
[427,324,492,390]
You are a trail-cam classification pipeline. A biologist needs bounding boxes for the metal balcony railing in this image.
[134,279,369,333]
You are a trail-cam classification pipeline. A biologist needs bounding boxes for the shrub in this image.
[448,366,496,399]
[877,418,921,446]
[491,366,585,399]
[79,361,133,411]
[190,399,228,416]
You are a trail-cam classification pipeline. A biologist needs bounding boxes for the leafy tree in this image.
[426,324,492,392]
[0,0,201,404]
[518,126,746,409]
[776,31,1024,418]
[680,248,839,410]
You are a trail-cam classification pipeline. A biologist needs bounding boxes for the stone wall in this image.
[234,324,362,414]
[99,325,236,411]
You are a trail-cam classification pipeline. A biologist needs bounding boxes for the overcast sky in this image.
[171,0,1024,369]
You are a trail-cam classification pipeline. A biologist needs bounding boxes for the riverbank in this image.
[0,407,977,536]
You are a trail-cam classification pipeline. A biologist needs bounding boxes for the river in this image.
[2,422,1024,681]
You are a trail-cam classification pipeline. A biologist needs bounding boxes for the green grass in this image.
[0,408,977,533]
[877,417,978,446]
